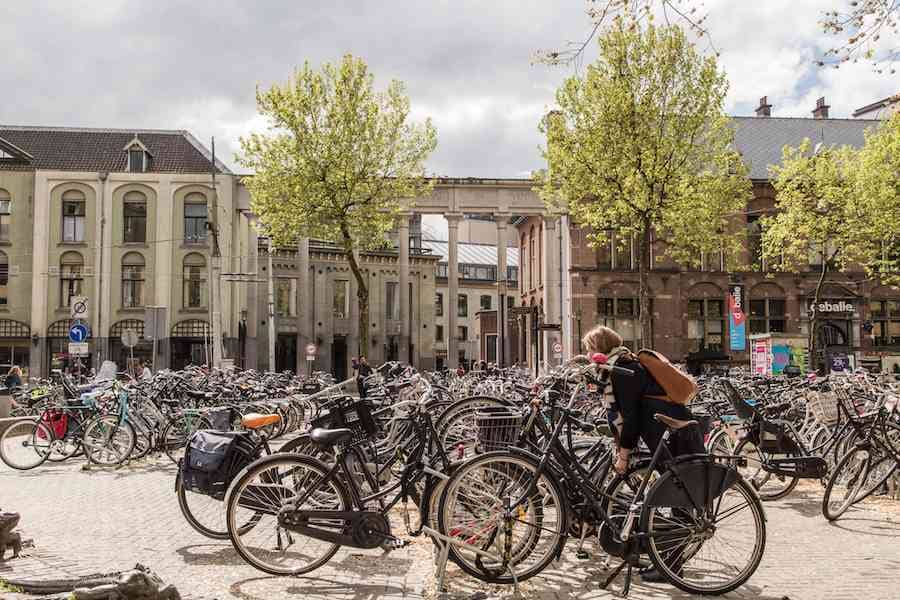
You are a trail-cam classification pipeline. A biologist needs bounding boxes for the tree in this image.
[536,21,752,346]
[239,55,437,356]
[853,112,900,282]
[761,140,866,373]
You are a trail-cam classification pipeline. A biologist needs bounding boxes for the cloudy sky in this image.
[2,1,897,179]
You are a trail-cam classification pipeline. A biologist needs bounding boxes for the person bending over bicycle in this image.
[582,324,704,583]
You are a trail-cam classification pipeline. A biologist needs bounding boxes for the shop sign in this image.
[728,284,746,351]
[808,300,854,314]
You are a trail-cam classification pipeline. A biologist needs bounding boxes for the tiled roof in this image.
[731,116,880,180]
[0,126,230,174]
[422,239,519,267]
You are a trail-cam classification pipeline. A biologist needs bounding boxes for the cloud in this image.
[0,1,895,177]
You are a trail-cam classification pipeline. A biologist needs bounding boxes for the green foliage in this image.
[0,579,24,593]
[239,54,437,253]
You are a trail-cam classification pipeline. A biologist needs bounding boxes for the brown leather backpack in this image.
[635,349,698,405]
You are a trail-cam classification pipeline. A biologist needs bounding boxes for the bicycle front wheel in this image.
[437,451,566,584]
[0,419,51,470]
[735,438,799,501]
[226,453,351,576]
[822,446,870,521]
[163,414,213,464]
[82,415,136,466]
[642,474,766,595]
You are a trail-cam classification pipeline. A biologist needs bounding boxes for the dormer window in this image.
[123,135,151,173]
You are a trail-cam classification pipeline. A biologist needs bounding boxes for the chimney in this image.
[812,97,830,119]
[755,96,772,117]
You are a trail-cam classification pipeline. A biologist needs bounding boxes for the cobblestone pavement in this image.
[1,456,899,600]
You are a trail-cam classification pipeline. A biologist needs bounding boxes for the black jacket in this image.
[610,356,702,455]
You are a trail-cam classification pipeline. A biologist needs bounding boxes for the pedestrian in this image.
[4,366,22,389]
[582,324,703,583]
[139,359,152,381]
[353,356,373,399]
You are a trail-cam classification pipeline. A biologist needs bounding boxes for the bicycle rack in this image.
[422,526,520,596]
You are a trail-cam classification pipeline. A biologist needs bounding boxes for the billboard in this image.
[728,283,746,351]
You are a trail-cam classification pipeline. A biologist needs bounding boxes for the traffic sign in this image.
[69,323,89,343]
[71,296,89,319]
[552,342,563,354]
[305,343,317,355]
[120,329,139,348]
[68,342,89,356]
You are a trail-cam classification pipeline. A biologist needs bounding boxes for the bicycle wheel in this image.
[435,396,513,460]
[734,438,800,501]
[822,446,871,521]
[706,428,736,456]
[437,451,566,584]
[0,419,52,470]
[854,454,897,503]
[226,453,350,576]
[82,415,136,466]
[642,474,766,595]
[163,414,213,464]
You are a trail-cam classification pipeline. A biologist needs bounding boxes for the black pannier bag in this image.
[758,420,801,455]
[179,430,256,500]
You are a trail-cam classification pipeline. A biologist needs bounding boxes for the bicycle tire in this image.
[822,445,871,521]
[0,419,52,470]
[162,414,213,464]
[734,438,800,501]
[82,414,136,466]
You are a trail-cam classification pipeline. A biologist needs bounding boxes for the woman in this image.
[581,325,702,474]
[4,366,22,389]
[353,357,373,399]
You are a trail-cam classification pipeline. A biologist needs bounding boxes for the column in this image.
[246,219,259,369]
[542,216,561,366]
[446,214,462,369]
[296,238,310,373]
[30,173,49,376]
[495,214,508,367]
[398,214,410,364]
[154,176,174,370]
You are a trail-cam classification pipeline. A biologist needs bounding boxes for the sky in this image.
[1,0,897,182]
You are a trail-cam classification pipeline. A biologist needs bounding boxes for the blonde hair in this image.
[582,325,624,355]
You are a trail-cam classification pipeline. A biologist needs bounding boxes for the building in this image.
[517,97,900,372]
[853,92,899,120]
[422,237,519,369]
[0,126,252,376]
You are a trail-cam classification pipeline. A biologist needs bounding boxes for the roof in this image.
[421,239,519,267]
[0,126,231,174]
[731,116,879,180]
[853,93,899,117]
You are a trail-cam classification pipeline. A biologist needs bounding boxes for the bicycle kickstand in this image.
[599,560,632,598]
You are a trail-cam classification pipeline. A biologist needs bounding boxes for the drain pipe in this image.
[96,171,108,369]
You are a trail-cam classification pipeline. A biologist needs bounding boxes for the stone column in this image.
[296,238,310,374]
[446,214,462,369]
[495,215,508,367]
[398,214,410,364]
[542,216,561,366]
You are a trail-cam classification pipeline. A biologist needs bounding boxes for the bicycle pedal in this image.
[381,538,410,552]
[575,550,591,560]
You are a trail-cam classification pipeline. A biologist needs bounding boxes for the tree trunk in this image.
[342,226,369,358]
[638,222,652,349]
[809,255,828,375]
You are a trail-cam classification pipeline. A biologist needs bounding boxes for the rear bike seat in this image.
[241,413,281,429]
[309,427,354,446]
[654,413,699,430]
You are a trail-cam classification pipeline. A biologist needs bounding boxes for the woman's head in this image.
[581,325,624,355]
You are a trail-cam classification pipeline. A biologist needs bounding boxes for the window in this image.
[687,299,725,353]
[182,253,207,308]
[0,252,7,305]
[62,190,86,242]
[128,148,147,173]
[458,294,468,318]
[121,252,145,308]
[457,326,468,341]
[0,188,10,241]
[699,249,725,272]
[871,300,900,346]
[596,296,644,348]
[507,266,518,283]
[538,224,543,285]
[480,295,492,311]
[276,279,292,317]
[59,252,83,308]
[123,191,147,243]
[529,229,536,289]
[436,325,444,342]
[436,264,448,278]
[435,292,443,317]
[749,298,786,334]
[184,194,208,243]
[333,280,348,319]
[385,281,399,321]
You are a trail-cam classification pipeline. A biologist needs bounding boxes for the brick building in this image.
[517,98,900,373]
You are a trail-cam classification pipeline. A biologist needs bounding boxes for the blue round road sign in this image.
[69,323,89,343]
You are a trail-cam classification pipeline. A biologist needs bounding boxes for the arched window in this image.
[62,189,86,242]
[184,192,207,243]
[121,252,145,308]
[0,250,8,306]
[0,188,10,241]
[123,191,147,243]
[60,251,83,307]
[182,253,206,308]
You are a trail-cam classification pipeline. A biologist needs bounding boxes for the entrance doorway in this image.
[275,334,297,373]
[332,336,348,381]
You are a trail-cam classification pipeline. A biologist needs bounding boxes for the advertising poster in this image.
[751,338,771,376]
[728,283,746,351]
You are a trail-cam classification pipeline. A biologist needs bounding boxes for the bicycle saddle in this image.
[309,427,354,446]
[241,413,281,429]
[654,413,698,430]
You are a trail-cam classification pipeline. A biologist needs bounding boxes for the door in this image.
[275,334,297,373]
[332,336,348,381]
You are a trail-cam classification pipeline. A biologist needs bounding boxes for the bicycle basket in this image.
[807,390,839,426]
[475,405,522,453]
[310,397,380,443]
[758,420,801,454]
